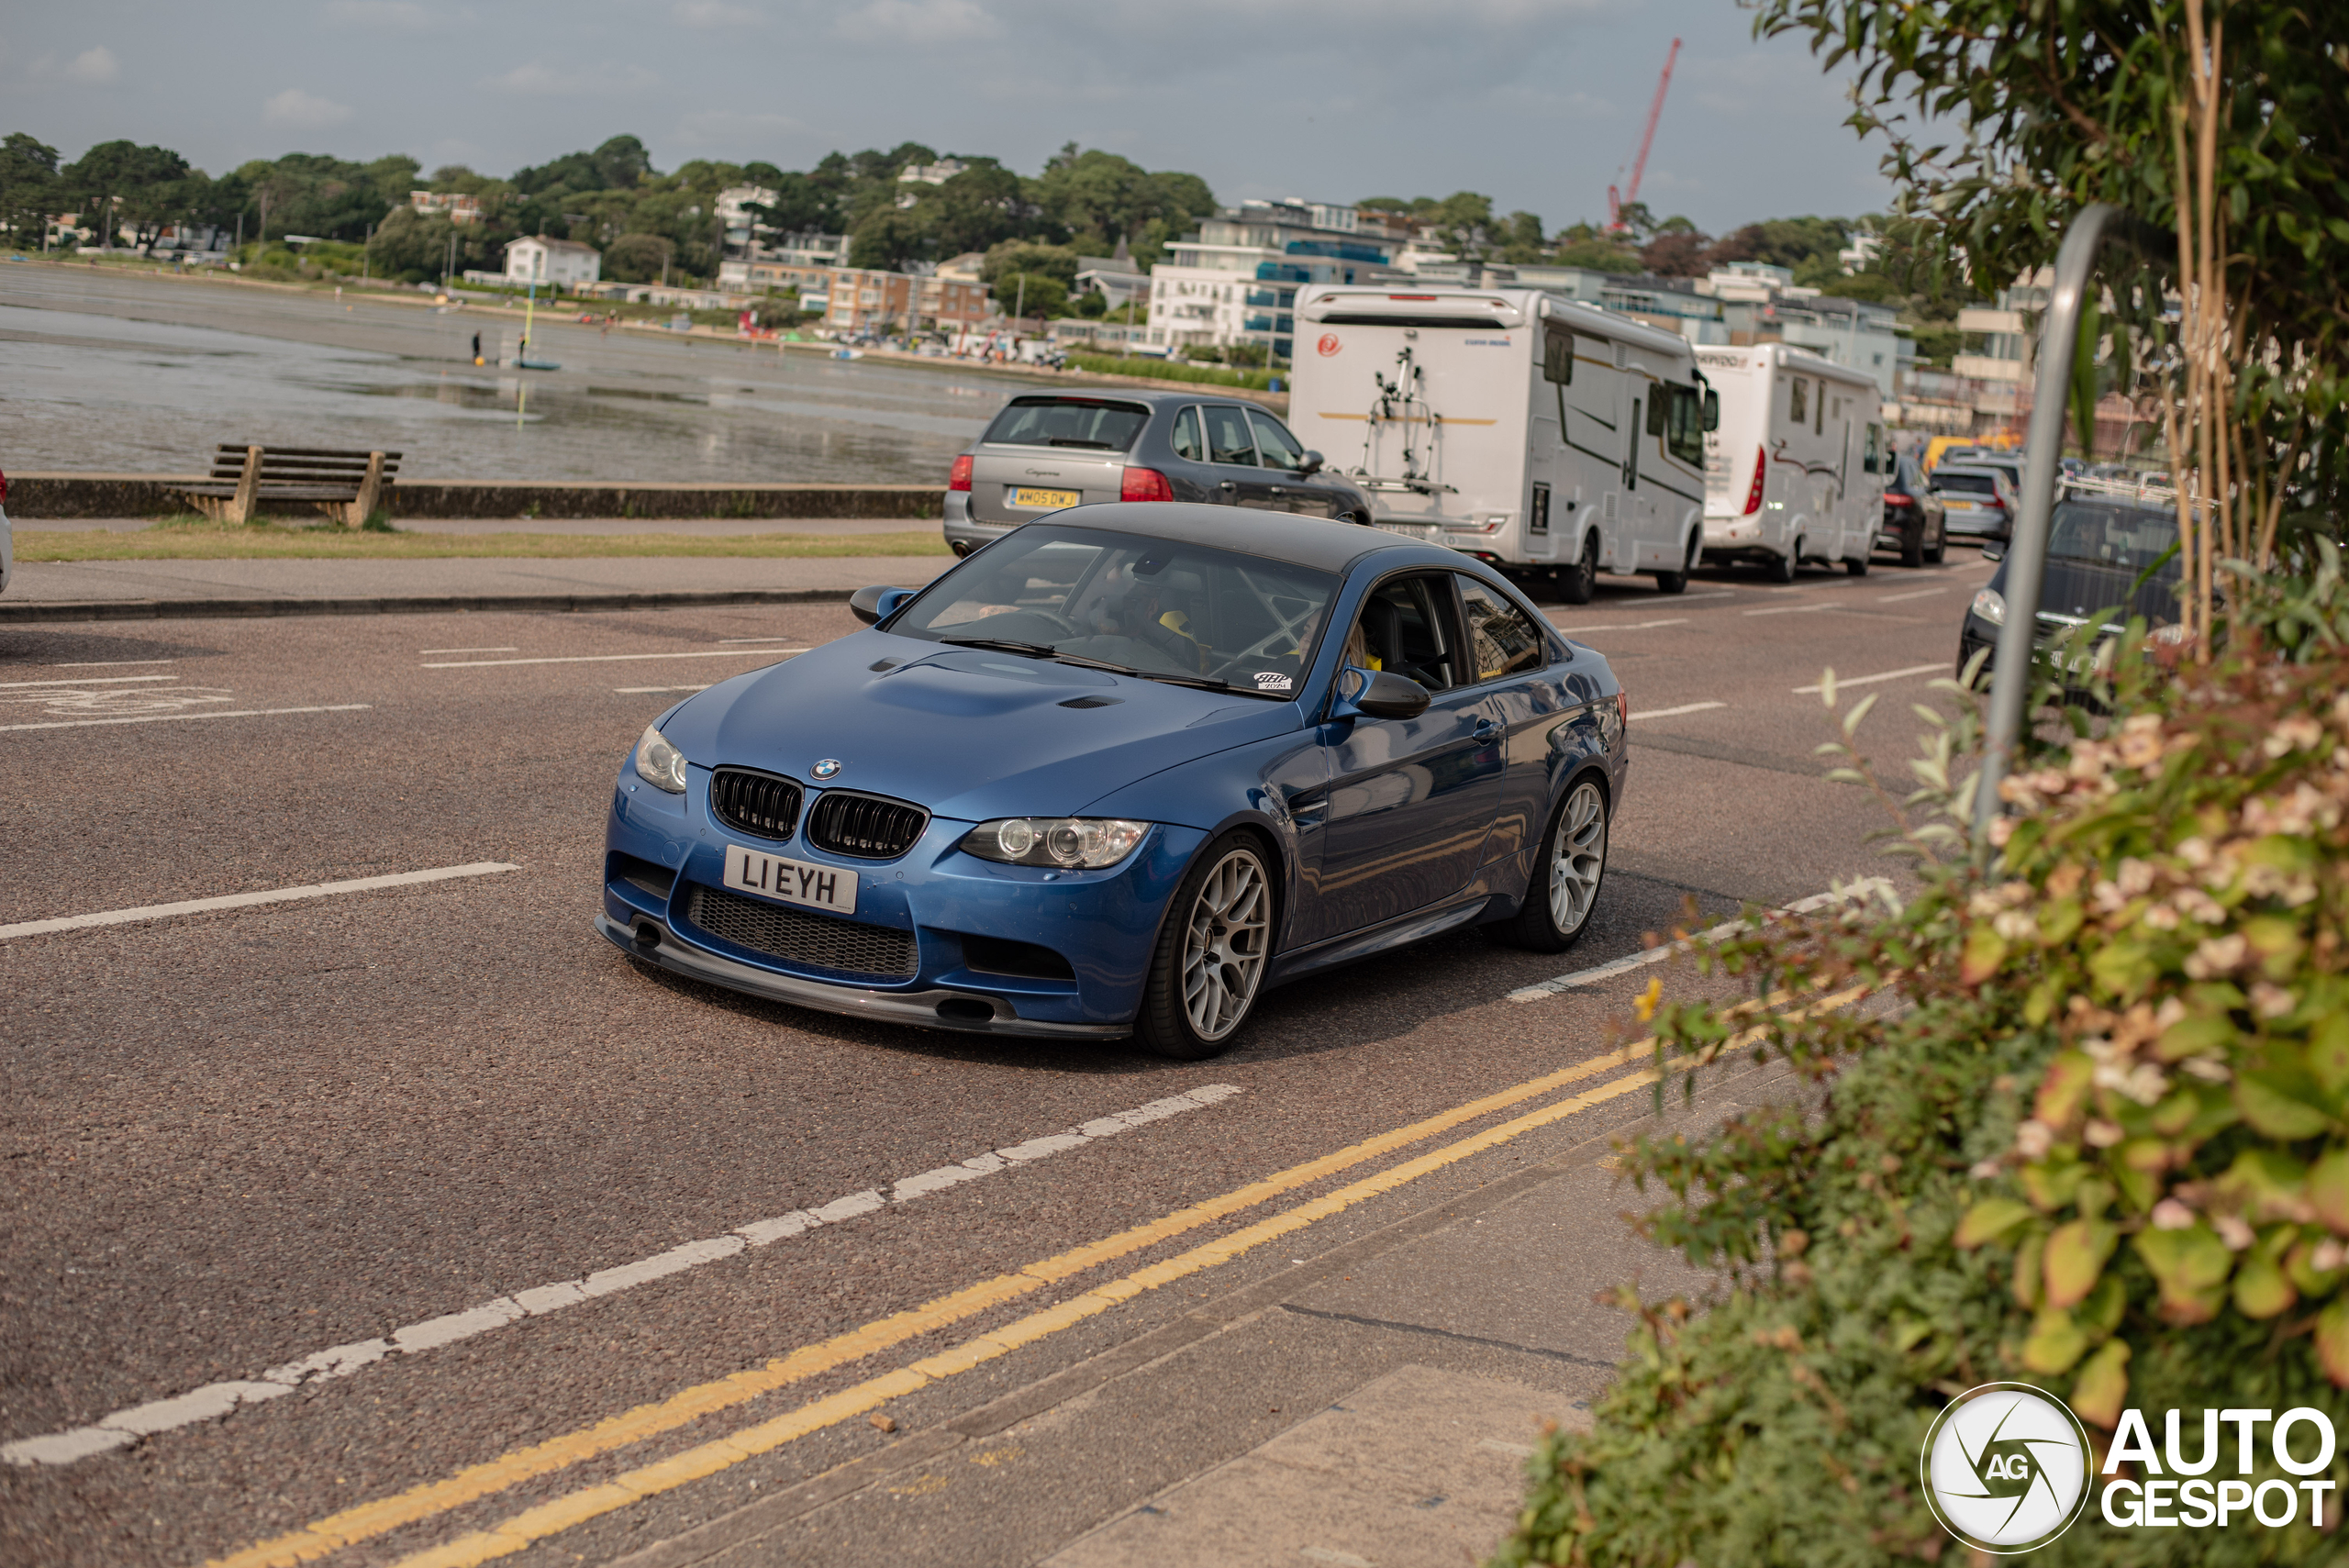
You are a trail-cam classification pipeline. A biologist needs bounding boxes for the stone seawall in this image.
[6,474,941,522]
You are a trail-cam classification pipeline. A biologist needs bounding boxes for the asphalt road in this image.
[0,548,1993,1568]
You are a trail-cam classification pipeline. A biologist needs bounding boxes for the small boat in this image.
[517,358,561,371]
[831,348,863,361]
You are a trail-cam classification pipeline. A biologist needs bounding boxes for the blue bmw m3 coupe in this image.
[597,505,1629,1058]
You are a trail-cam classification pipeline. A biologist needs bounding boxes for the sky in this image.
[4,0,1898,236]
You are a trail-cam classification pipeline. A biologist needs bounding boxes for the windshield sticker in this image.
[1252,673,1294,694]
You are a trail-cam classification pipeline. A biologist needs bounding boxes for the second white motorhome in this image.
[1288,285,1718,603]
[1696,343,1886,580]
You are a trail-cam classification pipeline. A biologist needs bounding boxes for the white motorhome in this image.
[1289,285,1717,603]
[1696,343,1885,580]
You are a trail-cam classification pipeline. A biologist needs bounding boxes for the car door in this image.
[1245,406,1333,517]
[1453,573,1557,869]
[1294,572,1507,947]
[1198,402,1278,509]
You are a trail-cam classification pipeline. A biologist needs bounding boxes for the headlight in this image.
[633,724,688,793]
[961,817,1149,869]
[1970,586,2007,627]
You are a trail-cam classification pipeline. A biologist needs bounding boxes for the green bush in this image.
[1063,352,1275,391]
[1496,616,2349,1565]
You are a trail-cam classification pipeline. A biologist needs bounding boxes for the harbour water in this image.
[0,264,1025,484]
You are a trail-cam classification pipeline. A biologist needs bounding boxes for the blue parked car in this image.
[597,506,1629,1058]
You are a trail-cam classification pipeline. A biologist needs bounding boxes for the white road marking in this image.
[1508,879,1896,1000]
[718,637,799,644]
[55,659,178,668]
[421,649,809,669]
[1550,617,1689,635]
[1743,602,1839,617]
[0,862,521,941]
[1871,585,1950,604]
[615,684,714,695]
[0,673,180,688]
[1630,701,1726,721]
[0,705,371,733]
[1677,590,1737,601]
[0,1084,1245,1467]
[418,646,519,654]
[1791,662,1945,695]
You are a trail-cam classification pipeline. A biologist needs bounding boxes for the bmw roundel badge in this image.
[810,759,842,780]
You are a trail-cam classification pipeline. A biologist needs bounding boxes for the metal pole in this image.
[1975,201,2121,846]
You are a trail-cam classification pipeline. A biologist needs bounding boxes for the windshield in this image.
[981,397,1150,451]
[890,526,1337,696]
[2047,500,2180,575]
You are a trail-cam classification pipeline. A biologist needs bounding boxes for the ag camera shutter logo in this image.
[1920,1383,2093,1553]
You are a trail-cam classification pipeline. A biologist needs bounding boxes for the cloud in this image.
[322,0,441,28]
[832,0,999,46]
[62,46,119,84]
[485,61,661,95]
[263,87,356,129]
[674,0,763,26]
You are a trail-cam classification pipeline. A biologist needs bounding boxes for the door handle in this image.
[1473,717,1502,741]
[1219,481,1237,490]
[1269,486,1285,495]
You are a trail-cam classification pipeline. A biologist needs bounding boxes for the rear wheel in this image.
[1558,532,1599,606]
[1135,834,1273,1060]
[1925,517,1947,565]
[1653,532,1698,595]
[1491,777,1609,951]
[1899,516,1925,568]
[1845,551,1869,576]
[1768,538,1801,584]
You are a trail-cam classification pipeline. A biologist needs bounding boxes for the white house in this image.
[504,235,601,289]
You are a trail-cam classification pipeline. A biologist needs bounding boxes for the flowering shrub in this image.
[1495,635,2349,1565]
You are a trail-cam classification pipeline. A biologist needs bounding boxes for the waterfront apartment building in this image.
[775,267,991,334]
[504,235,601,289]
[408,190,484,225]
[1144,198,1402,361]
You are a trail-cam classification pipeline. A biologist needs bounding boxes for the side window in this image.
[1171,406,1204,462]
[1665,384,1705,467]
[1788,377,1809,426]
[1341,574,1460,693]
[1201,404,1258,466]
[1457,577,1545,683]
[1644,389,1667,437]
[1542,325,1574,384]
[1246,407,1306,471]
[1863,423,1883,475]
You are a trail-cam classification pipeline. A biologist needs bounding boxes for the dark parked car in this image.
[1931,462,2018,543]
[1875,452,1946,567]
[1955,493,2186,681]
[941,391,1374,557]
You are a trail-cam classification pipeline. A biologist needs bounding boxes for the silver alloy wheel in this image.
[1181,849,1270,1041]
[1547,781,1608,934]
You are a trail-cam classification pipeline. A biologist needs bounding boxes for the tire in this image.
[1768,538,1801,584]
[1845,551,1869,576]
[1899,517,1925,569]
[1925,517,1947,565]
[1653,531,1698,595]
[1490,776,1610,952]
[1134,833,1275,1060]
[1558,531,1598,606]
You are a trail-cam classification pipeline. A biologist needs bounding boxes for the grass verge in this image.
[17,520,953,562]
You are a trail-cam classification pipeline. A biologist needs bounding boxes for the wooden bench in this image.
[175,445,401,527]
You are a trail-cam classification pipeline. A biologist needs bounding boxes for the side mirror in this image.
[849,584,917,626]
[1297,449,1325,477]
[1702,390,1720,431]
[1330,665,1431,722]
[1978,545,2004,563]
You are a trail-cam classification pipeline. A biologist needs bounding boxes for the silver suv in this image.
[941,390,1374,556]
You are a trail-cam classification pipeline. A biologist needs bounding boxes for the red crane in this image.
[1607,37,1681,234]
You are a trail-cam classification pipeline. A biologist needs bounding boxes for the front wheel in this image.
[1925,517,1947,565]
[1135,834,1274,1059]
[1490,777,1609,952]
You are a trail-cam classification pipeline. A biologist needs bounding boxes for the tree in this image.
[62,139,194,247]
[1640,219,1710,277]
[745,172,839,236]
[847,205,930,271]
[928,159,1027,256]
[979,239,1076,291]
[602,232,673,284]
[1497,210,1544,264]
[0,131,61,248]
[996,272,1066,320]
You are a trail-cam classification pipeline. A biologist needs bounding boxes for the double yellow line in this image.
[216,997,1846,1568]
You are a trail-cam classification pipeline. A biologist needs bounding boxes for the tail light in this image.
[948,454,974,493]
[1741,444,1766,516]
[1618,689,1630,729]
[1882,492,1912,506]
[1120,466,1174,503]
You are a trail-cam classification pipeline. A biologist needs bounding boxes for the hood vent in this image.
[710,767,802,841]
[806,790,930,860]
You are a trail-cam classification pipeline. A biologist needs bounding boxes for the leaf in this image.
[2033,1052,2097,1129]
[2038,897,2084,946]
[2071,1339,2132,1428]
[2013,1229,2046,1310]
[2043,1219,2118,1308]
[2023,1307,2088,1374]
[2310,1014,2349,1095]
[1955,1198,2036,1249]
[2236,1071,2332,1140]
[2234,1232,2299,1320]
[2087,940,2156,1001]
[2155,1012,2237,1062]
[1961,925,2009,986]
[2133,1225,2234,1324]
[2320,1299,2349,1389]
[2310,1146,2349,1234]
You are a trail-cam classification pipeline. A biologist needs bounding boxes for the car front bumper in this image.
[601,773,1207,1037]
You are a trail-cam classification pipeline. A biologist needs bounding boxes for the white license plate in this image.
[721,843,857,916]
[1375,522,1435,538]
